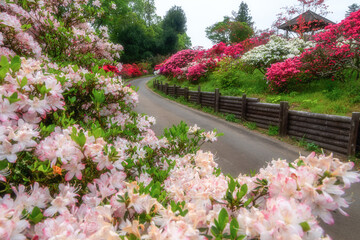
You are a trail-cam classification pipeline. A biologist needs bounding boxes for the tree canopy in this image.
[96,1,191,64]
[206,17,253,44]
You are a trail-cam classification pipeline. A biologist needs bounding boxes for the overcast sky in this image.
[154,0,357,48]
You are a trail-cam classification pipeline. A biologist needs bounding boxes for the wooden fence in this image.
[153,80,360,156]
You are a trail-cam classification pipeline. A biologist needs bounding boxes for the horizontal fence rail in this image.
[153,80,360,156]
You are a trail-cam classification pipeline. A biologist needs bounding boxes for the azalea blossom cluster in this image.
[120,63,149,79]
[0,57,65,165]
[0,0,123,65]
[241,35,315,74]
[266,10,360,92]
[156,33,272,82]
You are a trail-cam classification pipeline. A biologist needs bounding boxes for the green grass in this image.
[296,137,321,153]
[267,125,279,136]
[155,69,360,116]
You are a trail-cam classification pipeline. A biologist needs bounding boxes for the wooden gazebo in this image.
[278,10,334,37]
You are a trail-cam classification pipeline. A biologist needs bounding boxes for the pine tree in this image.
[346,3,360,17]
[235,2,253,27]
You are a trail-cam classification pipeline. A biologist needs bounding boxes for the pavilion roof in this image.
[278,10,335,32]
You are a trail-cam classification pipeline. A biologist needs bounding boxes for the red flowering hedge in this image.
[267,10,360,92]
[119,63,149,79]
[156,33,272,82]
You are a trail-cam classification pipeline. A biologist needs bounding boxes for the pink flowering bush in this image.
[156,32,272,82]
[155,49,201,79]
[266,10,360,92]
[0,0,123,66]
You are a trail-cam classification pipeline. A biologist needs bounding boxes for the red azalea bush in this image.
[101,64,121,75]
[266,10,360,92]
[119,63,148,79]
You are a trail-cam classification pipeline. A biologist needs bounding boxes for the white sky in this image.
[154,0,358,48]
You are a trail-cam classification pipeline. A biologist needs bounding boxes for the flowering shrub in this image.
[0,62,358,238]
[101,64,121,75]
[0,0,123,66]
[242,35,315,73]
[266,10,360,92]
[155,49,201,79]
[156,32,273,82]
[120,63,149,79]
[1,1,359,239]
[300,9,360,80]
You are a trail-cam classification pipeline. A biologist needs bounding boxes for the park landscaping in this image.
[155,11,360,116]
[0,1,360,240]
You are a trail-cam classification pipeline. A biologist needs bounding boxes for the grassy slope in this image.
[156,69,360,117]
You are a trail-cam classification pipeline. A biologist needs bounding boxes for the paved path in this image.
[132,76,360,240]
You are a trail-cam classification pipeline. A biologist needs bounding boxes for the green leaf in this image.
[20,77,27,88]
[10,56,21,72]
[77,131,86,148]
[237,184,248,200]
[0,55,9,67]
[29,206,44,224]
[300,221,311,232]
[0,160,8,170]
[288,162,296,169]
[72,65,79,72]
[218,208,229,232]
[230,218,239,239]
[243,197,252,208]
[211,225,220,236]
[228,177,236,192]
[0,67,8,81]
[297,160,305,166]
[8,92,21,104]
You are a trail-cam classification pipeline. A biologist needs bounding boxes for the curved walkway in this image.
[132,76,360,240]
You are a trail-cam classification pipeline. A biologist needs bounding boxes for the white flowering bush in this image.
[241,35,315,73]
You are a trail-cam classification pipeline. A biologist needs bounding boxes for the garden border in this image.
[153,80,360,156]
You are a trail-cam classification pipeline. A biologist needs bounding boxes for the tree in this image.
[177,33,192,50]
[206,17,253,44]
[206,17,232,44]
[160,6,188,54]
[130,0,160,27]
[346,3,360,17]
[234,1,254,27]
[95,0,165,63]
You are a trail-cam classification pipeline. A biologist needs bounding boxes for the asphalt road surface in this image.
[132,76,360,240]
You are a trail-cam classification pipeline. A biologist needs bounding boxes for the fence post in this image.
[241,94,247,120]
[165,83,169,95]
[214,88,220,112]
[197,86,201,106]
[174,84,177,98]
[279,101,289,136]
[348,112,360,156]
[153,79,156,88]
[161,81,163,92]
[185,87,189,101]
